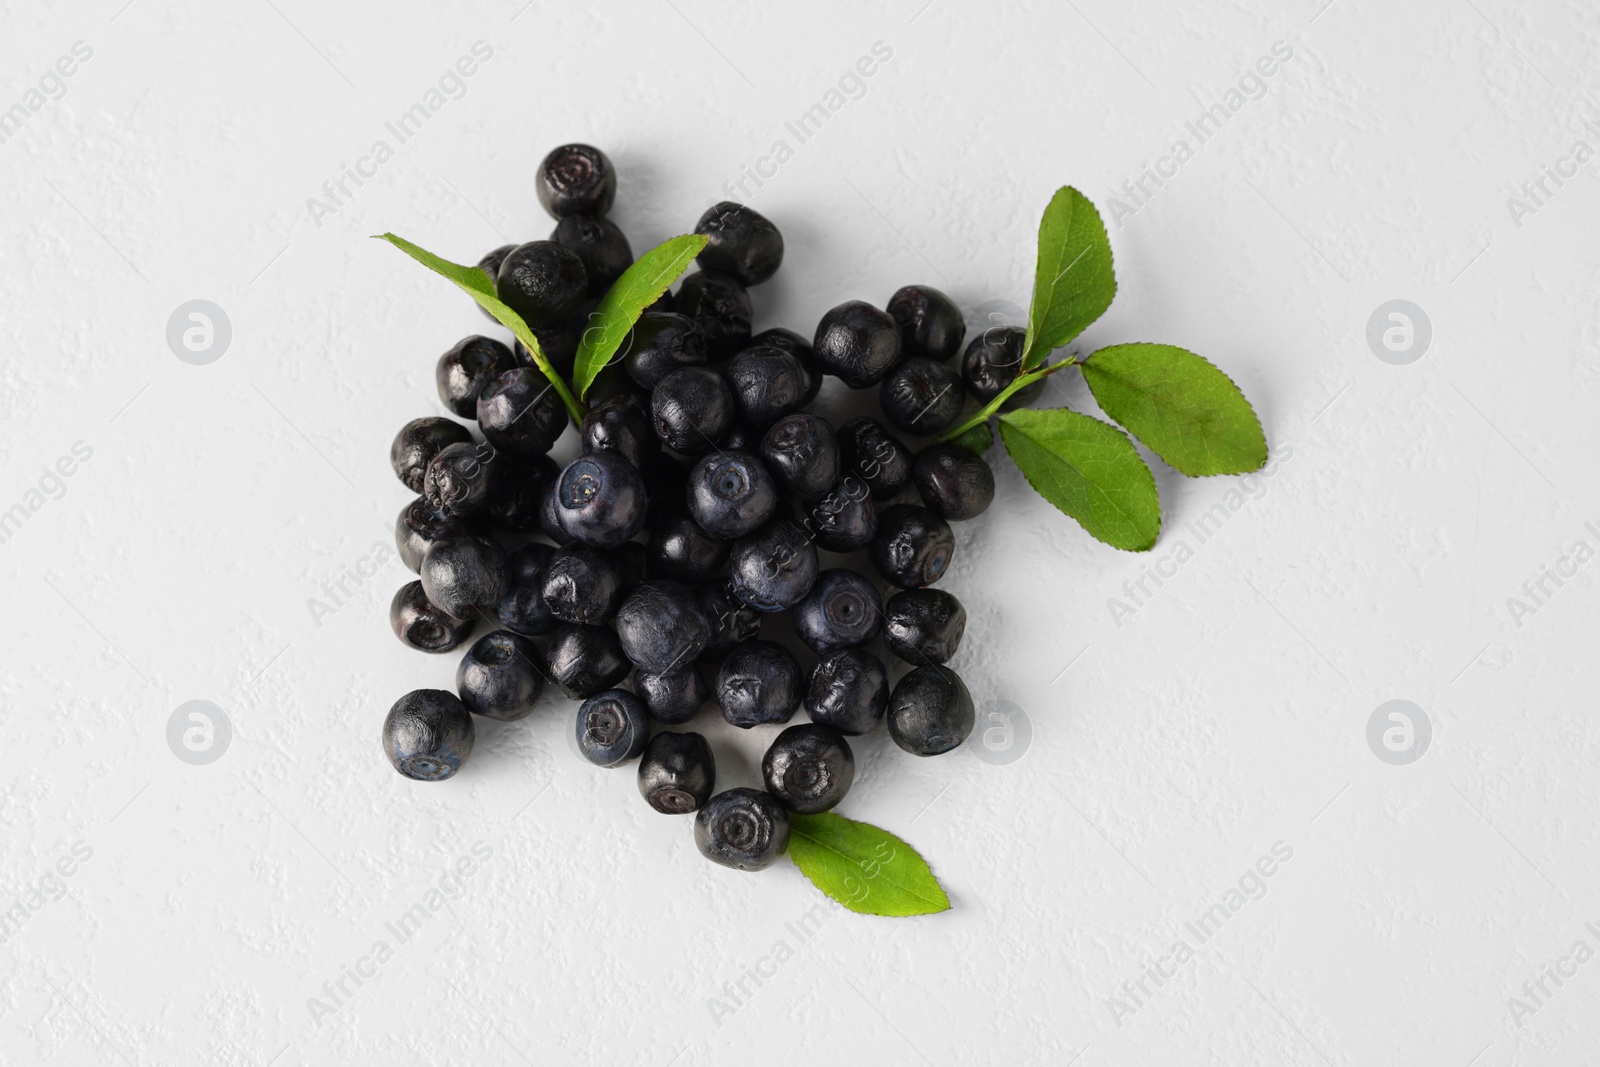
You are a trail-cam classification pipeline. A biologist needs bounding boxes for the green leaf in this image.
[374,233,584,422]
[787,813,951,917]
[1022,187,1116,370]
[573,234,708,398]
[1081,343,1267,477]
[999,407,1161,551]
[951,421,994,454]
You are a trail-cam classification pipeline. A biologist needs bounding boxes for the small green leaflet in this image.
[999,407,1160,551]
[1022,187,1116,370]
[1081,343,1267,477]
[787,813,951,917]
[951,421,994,455]
[374,233,584,422]
[573,233,707,398]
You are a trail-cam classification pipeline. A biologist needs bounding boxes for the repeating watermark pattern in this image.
[1506,119,1600,229]
[306,42,495,228]
[714,40,894,205]
[1506,920,1600,1026]
[0,41,94,147]
[1504,525,1600,629]
[0,441,94,547]
[1106,841,1295,1028]
[1366,700,1430,766]
[166,300,232,365]
[1365,300,1431,366]
[167,700,233,766]
[0,841,94,946]
[1106,41,1296,228]
[969,699,1032,766]
[305,841,495,1028]
[706,897,835,1028]
[307,540,396,628]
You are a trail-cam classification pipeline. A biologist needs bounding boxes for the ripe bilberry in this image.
[675,270,752,359]
[437,336,516,417]
[383,689,474,781]
[496,240,589,331]
[760,413,840,502]
[477,368,568,459]
[391,580,476,653]
[456,630,545,721]
[837,417,913,500]
[651,367,735,454]
[624,312,708,389]
[694,788,790,871]
[419,534,507,619]
[637,731,716,813]
[762,723,855,814]
[546,623,632,699]
[494,541,557,636]
[687,450,778,539]
[869,505,955,589]
[423,441,494,518]
[694,201,784,286]
[550,213,633,296]
[716,640,803,728]
[633,665,712,724]
[575,688,649,766]
[792,569,883,654]
[391,417,472,492]
[537,143,617,218]
[613,581,711,675]
[883,588,966,665]
[879,357,966,435]
[550,452,648,548]
[912,443,995,520]
[805,647,889,735]
[887,284,966,362]
[813,300,902,387]
[887,665,975,756]
[729,519,820,611]
[541,544,627,625]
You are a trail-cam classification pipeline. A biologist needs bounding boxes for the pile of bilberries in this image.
[384,144,1002,872]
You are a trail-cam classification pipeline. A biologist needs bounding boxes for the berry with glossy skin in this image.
[546,623,631,699]
[837,417,913,500]
[729,519,820,611]
[582,393,658,470]
[962,325,1041,407]
[675,270,752,359]
[760,414,839,502]
[793,569,882,654]
[694,201,784,286]
[437,336,517,417]
[806,475,879,552]
[887,665,975,756]
[486,454,559,532]
[638,731,716,813]
[647,504,729,583]
[695,788,790,871]
[383,690,474,781]
[716,640,802,728]
[651,367,735,454]
[805,647,889,735]
[540,544,626,625]
[624,312,708,389]
[762,724,855,814]
[551,214,633,296]
[391,580,476,653]
[750,327,822,405]
[423,441,494,518]
[633,666,711,724]
[912,443,995,520]
[476,243,516,321]
[420,535,507,619]
[550,452,648,548]
[456,630,544,720]
[879,357,966,435]
[725,344,807,426]
[869,505,955,589]
[391,417,472,492]
[613,581,711,675]
[396,498,483,572]
[686,450,777,538]
[495,541,557,636]
[813,300,902,387]
[887,284,966,362]
[477,368,568,459]
[698,579,761,658]
[537,143,616,218]
[575,689,649,766]
[884,588,966,665]
[496,240,588,330]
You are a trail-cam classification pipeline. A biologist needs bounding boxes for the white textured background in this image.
[3,0,1598,1063]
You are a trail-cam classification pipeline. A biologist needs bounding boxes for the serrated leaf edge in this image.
[788,814,952,917]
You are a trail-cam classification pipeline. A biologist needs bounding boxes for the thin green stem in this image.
[935,357,1082,444]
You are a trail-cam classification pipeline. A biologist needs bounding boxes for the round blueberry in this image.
[812,300,902,387]
[391,417,472,492]
[477,368,568,459]
[485,453,559,533]
[546,623,632,700]
[837,417,913,500]
[962,325,1042,407]
[633,666,711,724]
[637,731,716,813]
[762,723,855,814]
[383,689,474,781]
[496,240,588,331]
[582,393,658,470]
[391,580,476,653]
[624,312,708,389]
[884,588,966,665]
[396,497,483,573]
[793,569,882,654]
[751,327,822,406]
[538,477,576,546]
[760,414,840,502]
[716,640,802,728]
[456,630,544,721]
[423,441,494,518]
[879,357,966,435]
[694,201,784,286]
[675,270,752,359]
[887,665,975,756]
[540,544,627,625]
[805,475,879,552]
[869,505,955,589]
[436,336,516,418]
[729,519,820,612]
[551,213,633,296]
[887,284,965,362]
[725,344,807,426]
[495,542,557,636]
[912,443,995,520]
[537,143,616,218]
[420,535,507,619]
[575,688,649,767]
[614,581,711,675]
[647,504,729,583]
[695,788,790,871]
[551,452,648,548]
[697,579,762,659]
[687,450,778,539]
[651,367,735,454]
[805,647,889,735]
